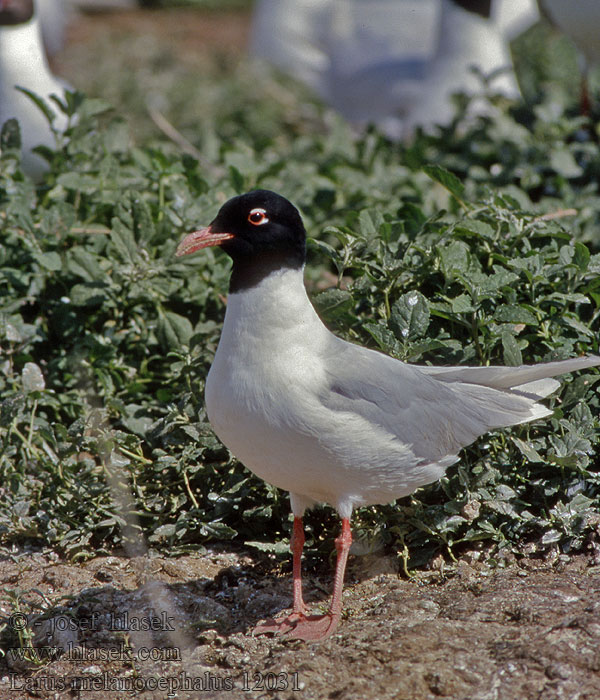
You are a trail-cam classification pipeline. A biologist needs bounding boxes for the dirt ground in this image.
[1,546,600,700]
[3,5,600,700]
[55,4,251,65]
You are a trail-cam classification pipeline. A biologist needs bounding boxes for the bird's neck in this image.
[0,18,52,85]
[222,266,325,344]
[229,252,305,294]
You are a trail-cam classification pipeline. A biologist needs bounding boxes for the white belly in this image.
[203,269,452,515]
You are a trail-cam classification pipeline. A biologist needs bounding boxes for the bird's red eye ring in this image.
[248,208,269,226]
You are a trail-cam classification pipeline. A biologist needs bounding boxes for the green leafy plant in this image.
[1,25,599,569]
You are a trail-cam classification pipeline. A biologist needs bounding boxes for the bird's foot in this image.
[283,612,340,641]
[252,611,306,637]
[253,612,340,642]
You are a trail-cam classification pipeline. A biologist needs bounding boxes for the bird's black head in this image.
[0,0,34,25]
[176,190,307,292]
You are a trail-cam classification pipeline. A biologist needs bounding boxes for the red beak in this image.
[175,227,234,257]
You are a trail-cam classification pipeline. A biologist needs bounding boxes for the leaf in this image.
[437,240,472,279]
[313,289,353,321]
[358,209,384,239]
[423,164,466,205]
[561,315,595,338]
[131,195,155,242]
[450,294,475,313]
[550,147,582,178]
[62,89,86,116]
[589,253,600,275]
[501,330,523,366]
[110,218,139,264]
[15,86,56,124]
[1,118,21,150]
[33,251,62,272]
[245,540,290,554]
[78,96,113,119]
[67,249,106,282]
[364,322,401,355]
[404,338,449,361]
[70,283,108,307]
[148,524,177,542]
[548,292,590,305]
[390,291,430,341]
[200,521,237,539]
[119,404,154,437]
[481,268,519,292]
[494,305,538,325]
[228,165,245,193]
[398,202,427,236]
[512,437,543,463]
[541,529,561,545]
[21,363,45,392]
[508,254,543,279]
[56,172,100,194]
[456,220,495,239]
[157,310,193,349]
[572,242,590,272]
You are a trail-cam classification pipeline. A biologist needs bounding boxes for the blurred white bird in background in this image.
[0,0,70,179]
[37,0,69,55]
[251,0,540,138]
[402,0,539,134]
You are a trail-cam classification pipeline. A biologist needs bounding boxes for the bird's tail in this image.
[418,355,600,400]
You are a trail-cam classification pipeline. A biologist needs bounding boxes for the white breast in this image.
[204,268,450,518]
[206,268,332,494]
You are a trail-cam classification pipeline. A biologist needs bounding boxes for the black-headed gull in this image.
[250,0,538,138]
[176,190,600,641]
[0,0,69,180]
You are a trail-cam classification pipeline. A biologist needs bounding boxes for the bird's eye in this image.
[248,208,269,226]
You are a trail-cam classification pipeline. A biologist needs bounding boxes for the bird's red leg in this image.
[329,518,353,620]
[281,517,353,642]
[253,518,353,641]
[253,516,309,635]
[290,516,309,615]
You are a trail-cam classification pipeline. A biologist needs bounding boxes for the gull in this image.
[250,0,539,138]
[176,189,600,641]
[0,0,69,180]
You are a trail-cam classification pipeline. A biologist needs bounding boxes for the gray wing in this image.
[321,341,599,464]
[418,355,600,396]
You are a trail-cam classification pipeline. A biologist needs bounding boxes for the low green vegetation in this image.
[0,16,599,569]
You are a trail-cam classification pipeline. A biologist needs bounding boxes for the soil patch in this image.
[1,547,599,699]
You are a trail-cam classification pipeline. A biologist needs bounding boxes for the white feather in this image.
[206,267,600,520]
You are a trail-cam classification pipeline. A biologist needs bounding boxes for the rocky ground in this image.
[1,546,600,699]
